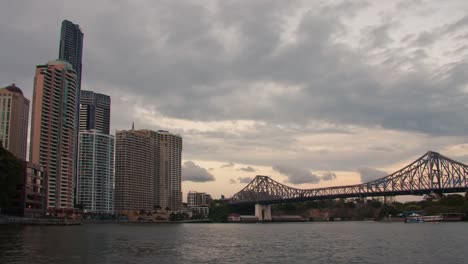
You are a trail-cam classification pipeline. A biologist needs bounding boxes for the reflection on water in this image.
[1,222,468,264]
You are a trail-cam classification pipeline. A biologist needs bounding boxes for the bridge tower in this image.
[255,204,272,221]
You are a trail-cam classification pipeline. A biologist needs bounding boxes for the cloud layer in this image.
[358,168,388,183]
[182,161,215,182]
[1,1,468,194]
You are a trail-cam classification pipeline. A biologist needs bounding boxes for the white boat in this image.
[421,215,444,222]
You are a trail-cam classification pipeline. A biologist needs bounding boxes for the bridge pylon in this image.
[255,204,272,221]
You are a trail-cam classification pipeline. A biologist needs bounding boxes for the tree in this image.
[0,146,25,209]
[369,200,383,208]
[208,200,233,222]
[405,204,421,212]
[440,194,465,207]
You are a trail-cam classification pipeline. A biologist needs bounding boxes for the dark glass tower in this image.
[59,20,83,208]
[59,20,83,91]
[79,90,111,135]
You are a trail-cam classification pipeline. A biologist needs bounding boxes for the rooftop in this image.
[1,83,23,95]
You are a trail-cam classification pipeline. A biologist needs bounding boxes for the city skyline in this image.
[1,1,468,199]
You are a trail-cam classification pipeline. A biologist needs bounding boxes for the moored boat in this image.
[421,215,444,222]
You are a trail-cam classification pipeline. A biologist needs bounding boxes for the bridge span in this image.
[230,151,468,220]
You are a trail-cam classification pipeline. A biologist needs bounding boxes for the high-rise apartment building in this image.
[153,130,183,211]
[79,90,110,134]
[76,89,113,213]
[59,20,83,92]
[76,130,114,213]
[115,129,155,212]
[114,128,182,212]
[30,60,78,209]
[0,84,30,160]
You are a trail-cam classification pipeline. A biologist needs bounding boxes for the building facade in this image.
[114,129,155,212]
[114,128,182,213]
[59,20,83,92]
[0,84,30,160]
[187,191,213,207]
[76,130,114,213]
[23,162,47,217]
[79,90,111,134]
[30,60,78,209]
[152,130,183,211]
[0,145,47,217]
[187,191,212,219]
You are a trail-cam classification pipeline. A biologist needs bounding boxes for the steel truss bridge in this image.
[231,151,468,205]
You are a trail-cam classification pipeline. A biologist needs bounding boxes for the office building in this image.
[30,60,78,209]
[0,84,30,160]
[114,128,182,212]
[59,20,83,92]
[79,90,111,134]
[76,130,114,213]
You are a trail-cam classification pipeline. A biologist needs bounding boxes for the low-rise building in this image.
[23,162,47,217]
[187,191,213,207]
[190,206,210,218]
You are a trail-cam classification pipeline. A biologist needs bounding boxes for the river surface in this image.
[1,222,467,264]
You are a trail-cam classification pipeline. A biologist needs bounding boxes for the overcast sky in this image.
[1,0,468,199]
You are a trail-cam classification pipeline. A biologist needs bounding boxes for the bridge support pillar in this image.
[255,204,272,221]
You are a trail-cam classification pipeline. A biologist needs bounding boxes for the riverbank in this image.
[0,216,82,225]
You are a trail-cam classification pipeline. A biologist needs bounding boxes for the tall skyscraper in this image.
[0,84,30,160]
[30,60,78,209]
[59,20,83,92]
[153,130,182,211]
[76,89,113,213]
[58,19,84,209]
[79,90,111,134]
[114,128,182,212]
[76,130,114,213]
[115,129,156,212]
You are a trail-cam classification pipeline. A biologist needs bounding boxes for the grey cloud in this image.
[363,22,395,48]
[358,168,388,183]
[321,172,336,181]
[182,161,215,182]
[273,165,321,185]
[445,14,468,33]
[412,31,438,46]
[2,0,468,177]
[238,166,256,172]
[220,162,235,168]
[237,177,253,184]
[229,179,237,184]
[3,1,468,137]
